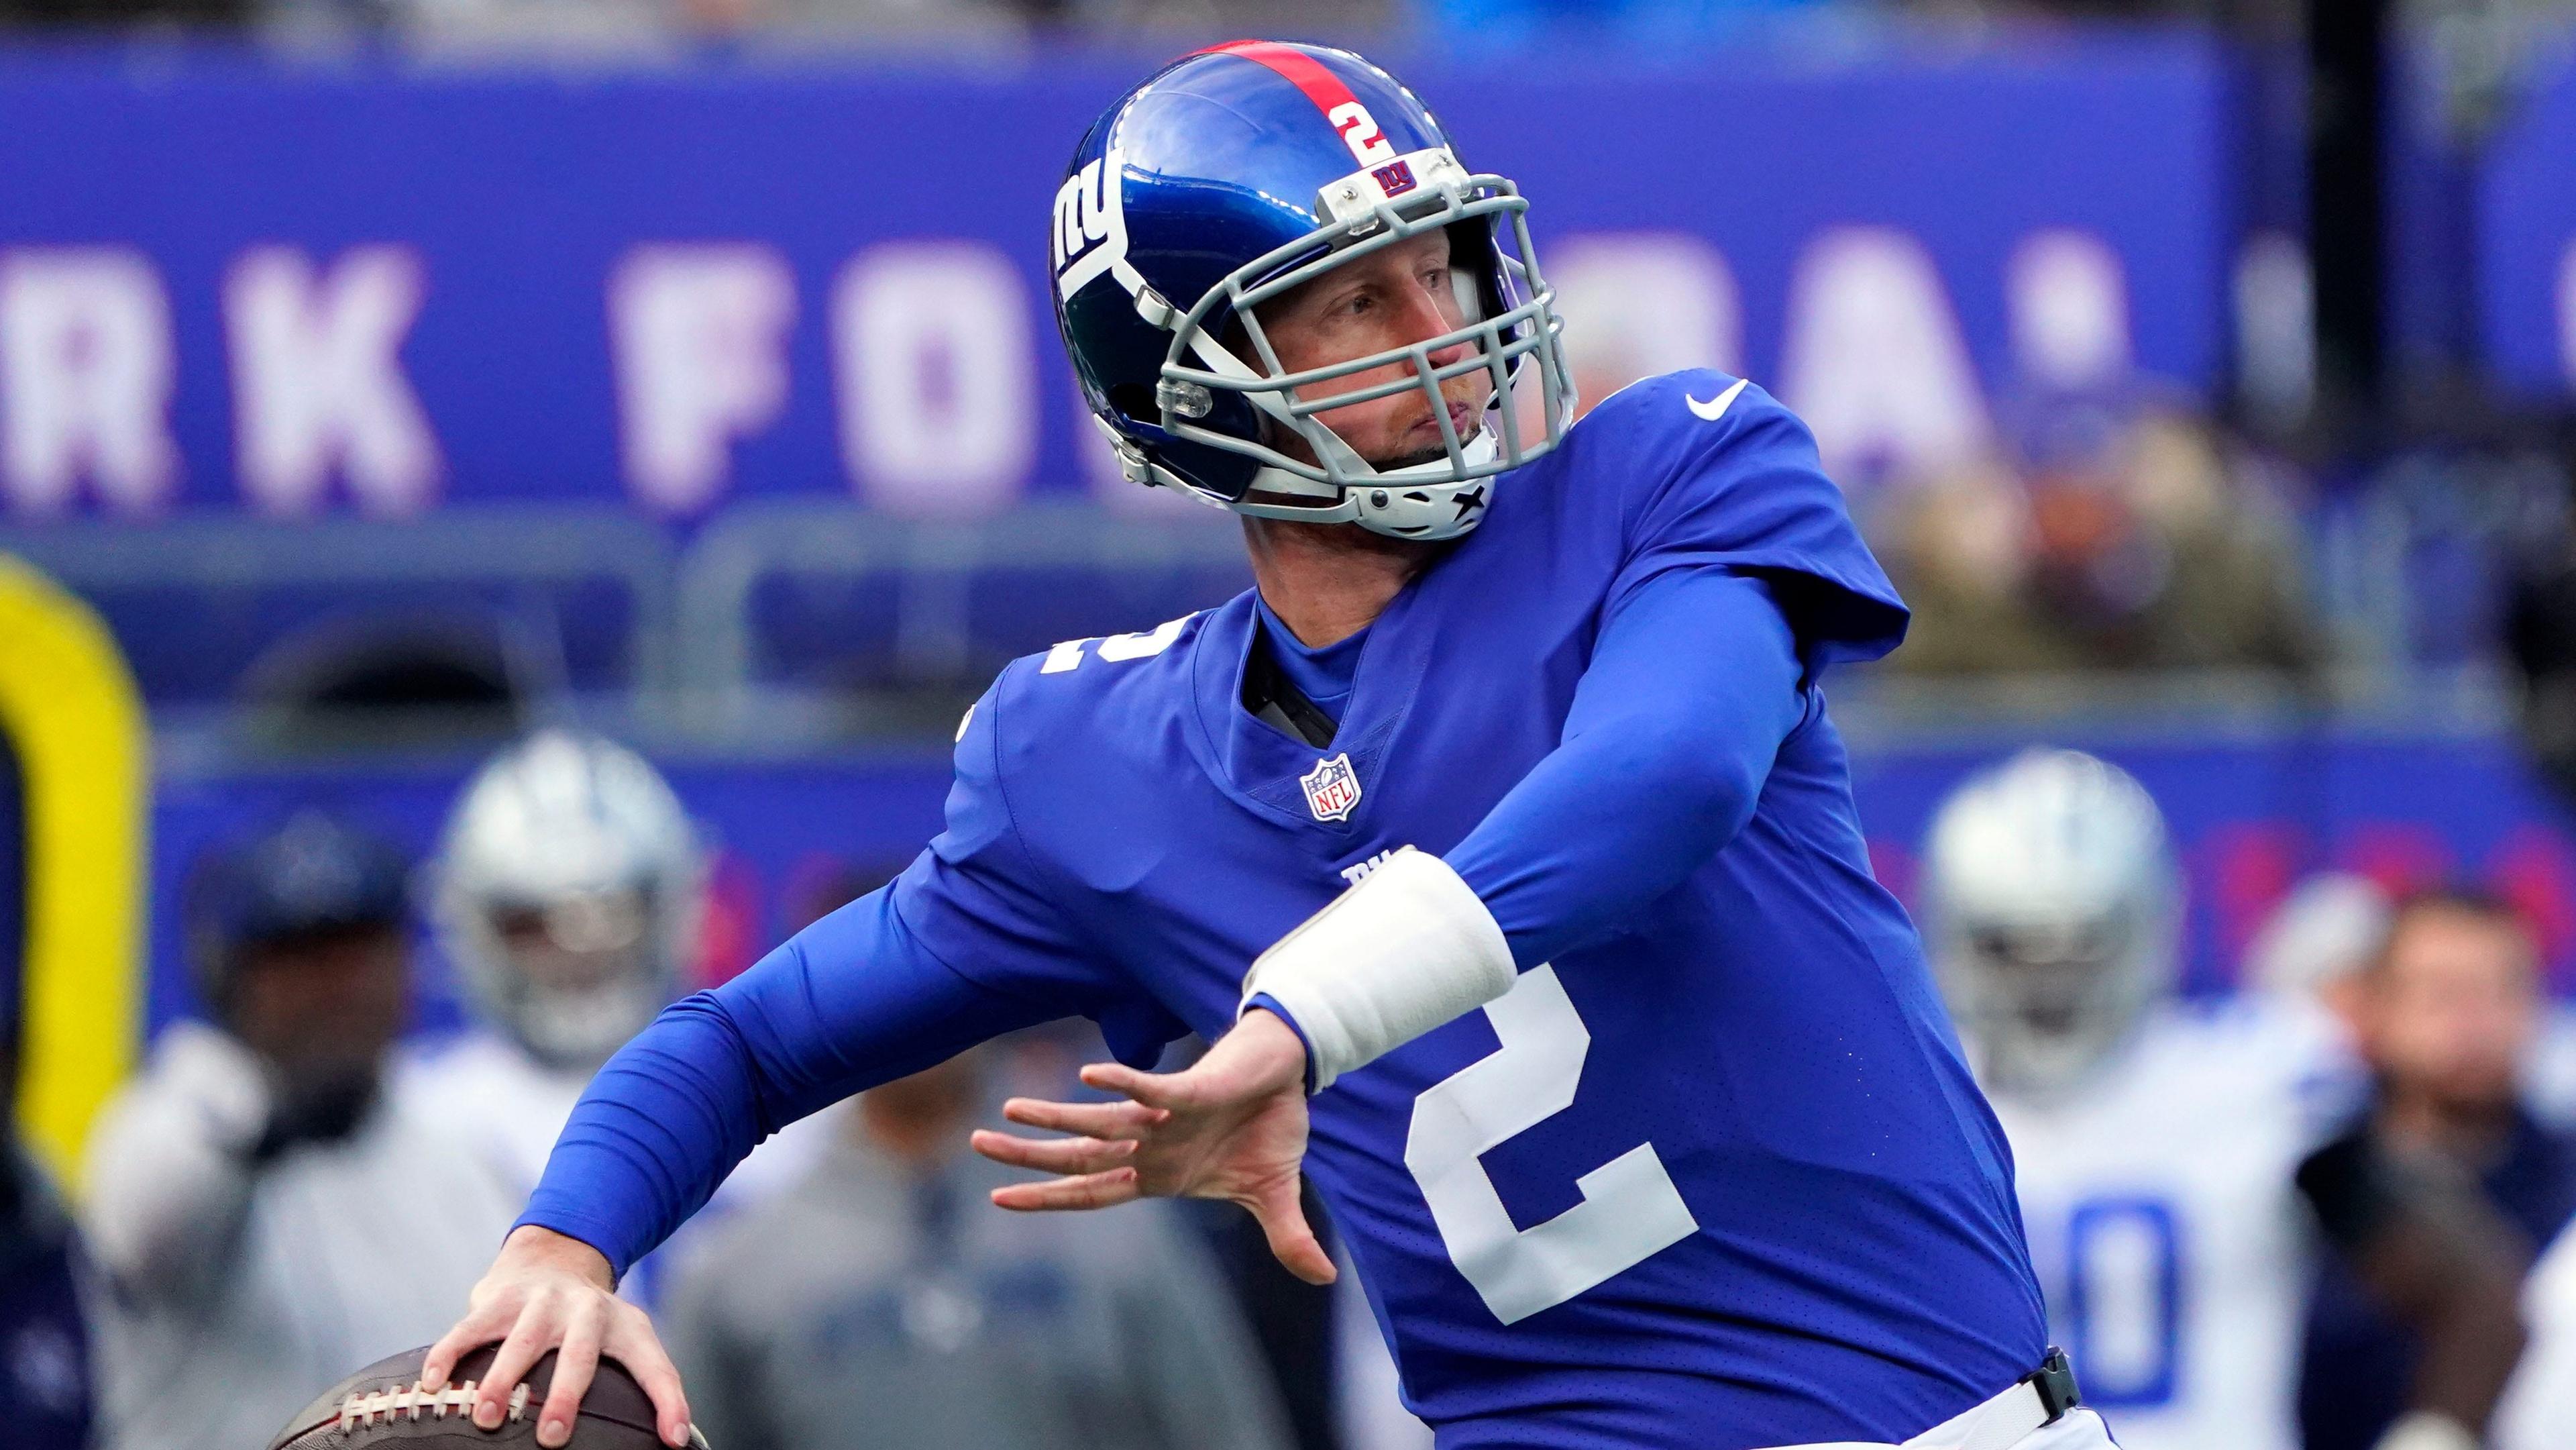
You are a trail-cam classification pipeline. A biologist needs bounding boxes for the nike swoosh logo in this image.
[1686,378,1749,421]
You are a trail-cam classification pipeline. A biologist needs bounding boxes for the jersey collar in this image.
[1184,577,1439,835]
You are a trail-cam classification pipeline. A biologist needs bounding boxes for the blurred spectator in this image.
[1175,1155,1344,1450]
[280,0,1391,47]
[2249,872,2576,1131]
[2300,887,2575,1450]
[82,813,520,1450]
[1895,0,2304,34]
[663,1046,1297,1450]
[1061,0,1391,36]
[1334,1261,1432,1450]
[0,1147,92,1450]
[0,0,245,26]
[779,860,1345,1450]
[1416,0,1832,47]
[380,0,1028,47]
[406,729,820,1298]
[1881,399,2324,676]
[0,735,97,1450]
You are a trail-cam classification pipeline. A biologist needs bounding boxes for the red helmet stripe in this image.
[1193,39,1365,126]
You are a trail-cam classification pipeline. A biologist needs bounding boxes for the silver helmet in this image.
[1923,748,2180,1099]
[432,729,704,1070]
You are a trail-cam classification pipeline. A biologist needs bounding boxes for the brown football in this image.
[265,1343,701,1450]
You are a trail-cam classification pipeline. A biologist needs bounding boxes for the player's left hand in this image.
[970,1008,1336,1286]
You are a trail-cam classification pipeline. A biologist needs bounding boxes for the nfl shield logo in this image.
[1299,753,1364,823]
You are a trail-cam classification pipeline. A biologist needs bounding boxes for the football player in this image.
[85,813,520,1450]
[2498,1214,2576,1450]
[407,729,822,1297]
[1925,749,2526,1450]
[411,727,706,1199]
[429,42,2099,1450]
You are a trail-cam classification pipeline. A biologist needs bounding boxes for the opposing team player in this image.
[1924,751,2348,1450]
[428,42,2100,1450]
[407,730,820,1297]
[409,731,706,1208]
[1925,750,2528,1450]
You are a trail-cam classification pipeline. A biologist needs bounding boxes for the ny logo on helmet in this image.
[1053,149,1132,298]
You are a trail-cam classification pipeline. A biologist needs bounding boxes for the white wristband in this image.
[1239,847,1515,1091]
[2372,1412,2479,1450]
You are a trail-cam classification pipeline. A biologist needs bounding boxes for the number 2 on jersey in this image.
[1404,965,1699,1325]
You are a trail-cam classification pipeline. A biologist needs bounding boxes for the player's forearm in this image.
[515,994,765,1278]
[517,885,1051,1276]
[1241,569,1805,1090]
[1446,566,1805,966]
[80,1033,273,1303]
[82,1099,258,1302]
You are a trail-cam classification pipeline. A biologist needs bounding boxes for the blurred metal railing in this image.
[1826,661,2514,754]
[0,506,681,761]
[671,499,1248,747]
[5,490,2522,765]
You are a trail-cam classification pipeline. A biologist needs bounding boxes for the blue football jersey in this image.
[894,370,2047,1447]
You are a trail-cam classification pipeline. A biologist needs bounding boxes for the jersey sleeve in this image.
[1601,372,1909,668]
[515,670,1171,1277]
[1446,567,1807,966]
[900,670,1174,1049]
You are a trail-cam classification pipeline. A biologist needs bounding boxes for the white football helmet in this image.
[2245,872,2390,1000]
[432,729,704,1070]
[1923,748,2181,1099]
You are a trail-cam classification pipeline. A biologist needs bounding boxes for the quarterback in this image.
[427,41,2104,1450]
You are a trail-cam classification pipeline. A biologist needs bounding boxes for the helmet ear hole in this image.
[1108,383,1159,428]
[1447,218,1509,326]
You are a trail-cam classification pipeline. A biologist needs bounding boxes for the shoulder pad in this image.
[1574,367,1772,440]
[979,610,1210,763]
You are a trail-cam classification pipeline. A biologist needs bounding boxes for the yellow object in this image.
[0,554,146,1188]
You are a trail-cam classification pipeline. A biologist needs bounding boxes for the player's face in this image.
[2361,906,2539,1113]
[230,924,409,1080]
[1970,919,2126,1037]
[1256,228,1494,471]
[490,886,653,992]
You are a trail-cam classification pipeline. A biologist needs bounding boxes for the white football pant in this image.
[1768,1394,2118,1450]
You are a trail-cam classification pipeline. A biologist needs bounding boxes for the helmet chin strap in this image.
[1222,423,1501,524]
[1235,425,1501,503]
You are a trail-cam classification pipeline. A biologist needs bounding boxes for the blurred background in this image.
[8,0,2576,1447]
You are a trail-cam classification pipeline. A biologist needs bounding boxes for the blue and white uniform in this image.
[521,374,2065,1449]
[1993,999,2352,1450]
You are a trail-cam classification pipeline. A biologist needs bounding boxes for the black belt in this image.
[2024,1346,2083,1425]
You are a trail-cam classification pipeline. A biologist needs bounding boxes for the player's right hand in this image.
[422,1224,693,1449]
[972,1006,1336,1286]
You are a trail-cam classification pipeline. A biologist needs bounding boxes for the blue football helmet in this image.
[1053,41,1574,541]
